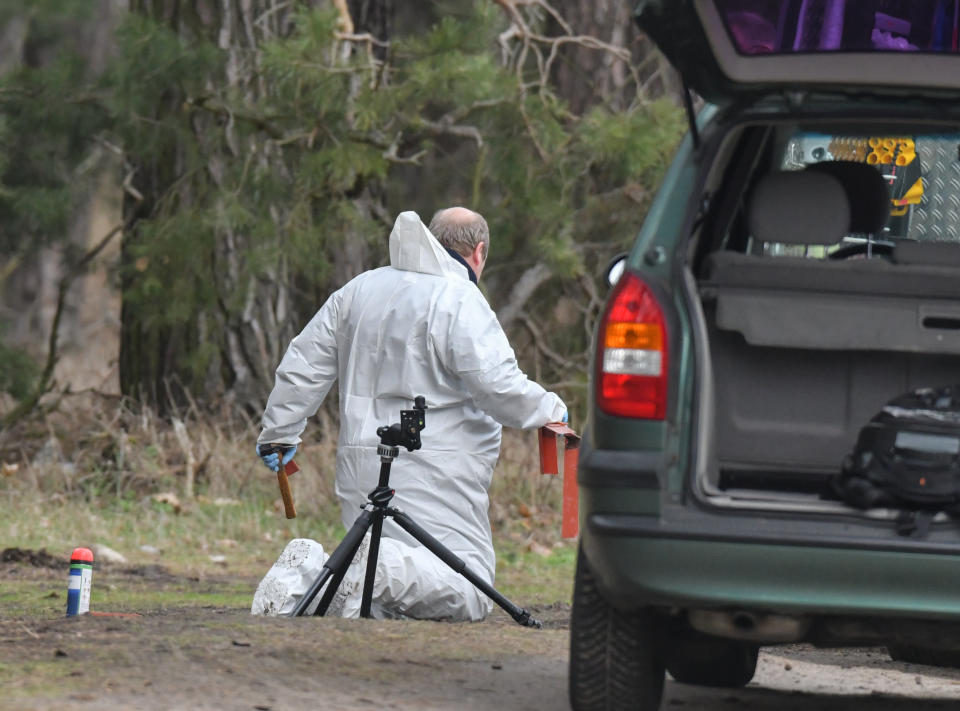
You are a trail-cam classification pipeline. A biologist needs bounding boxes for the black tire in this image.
[569,545,665,711]
[888,644,960,668]
[663,630,759,688]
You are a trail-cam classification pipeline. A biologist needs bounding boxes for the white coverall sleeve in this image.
[258,291,341,446]
[439,290,566,429]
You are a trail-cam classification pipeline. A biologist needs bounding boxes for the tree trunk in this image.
[120,0,393,413]
[0,1,123,397]
[121,0,291,411]
[548,0,679,114]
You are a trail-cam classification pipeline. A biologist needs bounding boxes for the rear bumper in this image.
[583,512,960,620]
[578,445,661,489]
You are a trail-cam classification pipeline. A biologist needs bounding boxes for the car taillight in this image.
[596,272,668,419]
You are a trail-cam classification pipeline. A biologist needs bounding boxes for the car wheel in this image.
[569,545,665,711]
[663,630,759,688]
[888,644,960,668]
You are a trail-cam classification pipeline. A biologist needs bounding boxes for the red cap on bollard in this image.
[71,547,94,563]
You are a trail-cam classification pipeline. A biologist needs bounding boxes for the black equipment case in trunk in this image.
[833,386,960,536]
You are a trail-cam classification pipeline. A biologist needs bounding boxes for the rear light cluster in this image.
[596,272,668,420]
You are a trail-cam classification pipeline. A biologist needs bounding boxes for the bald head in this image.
[429,207,489,262]
[439,206,478,224]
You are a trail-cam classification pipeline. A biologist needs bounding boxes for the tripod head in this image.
[376,396,427,452]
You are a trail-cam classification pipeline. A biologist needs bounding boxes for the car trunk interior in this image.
[704,303,960,497]
[692,122,960,511]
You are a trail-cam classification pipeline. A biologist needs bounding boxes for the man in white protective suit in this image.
[251,207,567,621]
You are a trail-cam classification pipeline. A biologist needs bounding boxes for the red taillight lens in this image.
[596,272,668,419]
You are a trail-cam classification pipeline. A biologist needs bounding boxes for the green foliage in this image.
[0,1,686,409]
[579,99,687,187]
[0,338,38,400]
[0,8,108,254]
[109,14,219,148]
[122,210,219,324]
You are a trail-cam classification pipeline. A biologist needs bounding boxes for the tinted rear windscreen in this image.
[769,131,960,249]
[717,0,960,55]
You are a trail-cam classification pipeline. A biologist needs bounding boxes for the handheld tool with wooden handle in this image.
[261,444,300,519]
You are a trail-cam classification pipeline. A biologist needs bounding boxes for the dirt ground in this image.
[4,560,960,710]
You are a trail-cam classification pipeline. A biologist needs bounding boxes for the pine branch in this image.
[185,96,285,140]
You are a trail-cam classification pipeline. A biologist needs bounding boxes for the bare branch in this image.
[490,0,647,110]
[335,32,389,49]
[185,96,284,139]
[382,140,427,165]
[416,117,484,147]
[519,313,574,369]
[445,98,507,123]
[510,0,573,35]
[496,262,553,329]
[253,1,294,33]
[122,167,144,203]
[518,103,549,161]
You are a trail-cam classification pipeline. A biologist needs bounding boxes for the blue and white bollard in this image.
[66,547,94,616]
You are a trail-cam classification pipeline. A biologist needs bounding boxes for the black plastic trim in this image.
[589,513,960,556]
[578,441,661,489]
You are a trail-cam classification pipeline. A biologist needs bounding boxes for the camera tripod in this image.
[288,396,542,627]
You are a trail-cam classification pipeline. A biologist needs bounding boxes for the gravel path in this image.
[4,559,960,710]
[665,645,960,710]
[5,610,960,710]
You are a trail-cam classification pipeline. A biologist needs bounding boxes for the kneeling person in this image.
[252,208,566,621]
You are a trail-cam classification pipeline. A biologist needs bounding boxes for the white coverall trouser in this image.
[251,535,492,621]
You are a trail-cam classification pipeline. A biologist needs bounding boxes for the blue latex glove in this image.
[561,411,569,424]
[257,443,297,472]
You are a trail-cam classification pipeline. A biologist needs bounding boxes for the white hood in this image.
[388,211,470,280]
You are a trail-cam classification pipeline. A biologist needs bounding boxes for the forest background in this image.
[0,0,684,580]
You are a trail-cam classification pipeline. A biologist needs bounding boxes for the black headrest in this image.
[805,161,890,234]
[748,170,851,246]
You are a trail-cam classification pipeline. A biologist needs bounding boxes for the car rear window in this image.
[763,131,960,257]
[717,0,960,55]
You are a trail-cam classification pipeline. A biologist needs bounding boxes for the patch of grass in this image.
[94,578,253,612]
[0,494,575,616]
[0,581,63,618]
[0,505,575,617]
[0,495,346,575]
[496,542,575,605]
[0,659,77,698]
[0,573,254,619]
[0,397,577,615]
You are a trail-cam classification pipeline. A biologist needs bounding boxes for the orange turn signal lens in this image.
[604,322,662,350]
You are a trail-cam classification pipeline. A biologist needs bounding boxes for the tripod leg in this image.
[389,509,542,628]
[358,515,384,618]
[290,510,374,617]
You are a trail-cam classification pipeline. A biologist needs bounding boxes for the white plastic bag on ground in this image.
[251,536,370,617]
[251,538,328,616]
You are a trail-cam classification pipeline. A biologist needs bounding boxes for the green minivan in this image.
[570,2,960,709]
